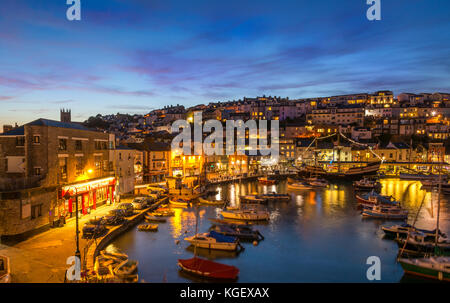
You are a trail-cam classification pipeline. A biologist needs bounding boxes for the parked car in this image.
[108,208,126,219]
[117,202,135,216]
[82,223,108,239]
[102,213,125,226]
[131,197,147,210]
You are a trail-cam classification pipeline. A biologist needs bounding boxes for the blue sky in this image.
[0,0,449,126]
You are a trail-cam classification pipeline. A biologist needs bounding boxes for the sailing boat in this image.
[398,153,450,282]
[177,201,240,280]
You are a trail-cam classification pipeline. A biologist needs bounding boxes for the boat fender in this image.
[253,240,258,246]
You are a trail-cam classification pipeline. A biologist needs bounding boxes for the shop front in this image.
[58,177,116,218]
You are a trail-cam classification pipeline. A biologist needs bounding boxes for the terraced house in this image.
[0,114,117,237]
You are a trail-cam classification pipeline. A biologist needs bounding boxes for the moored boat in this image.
[353,177,381,191]
[113,259,138,279]
[198,197,224,205]
[362,204,408,220]
[138,223,158,231]
[169,198,191,208]
[184,231,242,251]
[209,224,264,241]
[145,215,167,223]
[356,191,399,207]
[258,192,291,201]
[258,176,277,185]
[178,257,239,280]
[287,182,313,190]
[396,232,450,255]
[382,223,447,240]
[239,195,267,204]
[398,256,450,282]
[221,209,270,221]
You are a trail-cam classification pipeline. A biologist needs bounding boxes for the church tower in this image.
[60,109,71,123]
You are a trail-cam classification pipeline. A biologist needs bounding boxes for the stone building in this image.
[0,118,117,237]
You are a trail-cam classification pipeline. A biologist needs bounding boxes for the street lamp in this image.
[63,186,81,260]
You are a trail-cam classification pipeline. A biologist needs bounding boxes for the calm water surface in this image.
[109,178,450,283]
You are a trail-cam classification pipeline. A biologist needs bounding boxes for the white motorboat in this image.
[221,209,270,221]
[184,231,240,251]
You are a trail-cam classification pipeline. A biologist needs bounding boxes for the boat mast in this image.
[434,150,442,252]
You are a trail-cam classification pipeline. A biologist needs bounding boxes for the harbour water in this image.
[109,179,450,282]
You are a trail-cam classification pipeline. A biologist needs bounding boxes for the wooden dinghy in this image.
[113,259,138,278]
[138,223,158,231]
[198,197,224,205]
[145,215,167,223]
[178,257,239,280]
[169,198,191,208]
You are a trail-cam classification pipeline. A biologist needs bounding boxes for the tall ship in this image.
[297,132,382,180]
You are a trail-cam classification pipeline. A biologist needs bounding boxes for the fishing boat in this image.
[398,164,450,281]
[198,197,224,206]
[209,224,264,241]
[184,231,242,251]
[138,223,158,231]
[382,223,447,240]
[353,177,381,191]
[239,195,267,204]
[0,255,10,283]
[362,204,408,220]
[221,209,270,221]
[178,257,239,280]
[169,198,191,208]
[396,232,450,255]
[148,210,175,217]
[398,256,450,282]
[287,182,314,190]
[145,215,167,223]
[355,191,399,207]
[258,176,278,185]
[113,259,138,279]
[307,179,329,188]
[258,192,291,201]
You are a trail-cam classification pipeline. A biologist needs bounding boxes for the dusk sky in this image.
[0,0,449,126]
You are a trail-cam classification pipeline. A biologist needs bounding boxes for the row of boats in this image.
[351,176,450,281]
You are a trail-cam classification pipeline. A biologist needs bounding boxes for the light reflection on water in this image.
[109,179,449,283]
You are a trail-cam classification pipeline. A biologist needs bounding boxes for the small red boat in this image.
[258,177,277,185]
[178,257,239,280]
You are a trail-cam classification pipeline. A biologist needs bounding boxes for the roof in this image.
[27,118,93,131]
[0,126,24,136]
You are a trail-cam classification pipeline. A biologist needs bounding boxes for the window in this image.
[119,153,122,160]
[95,141,102,150]
[34,167,41,176]
[75,157,84,176]
[31,204,42,220]
[59,157,67,181]
[94,156,102,172]
[33,135,40,144]
[59,139,67,151]
[16,136,25,147]
[75,140,82,151]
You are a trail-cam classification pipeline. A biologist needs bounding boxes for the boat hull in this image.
[178,257,239,280]
[399,259,450,282]
[362,210,407,220]
[221,211,270,221]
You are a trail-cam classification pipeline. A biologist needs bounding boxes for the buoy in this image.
[253,240,258,246]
